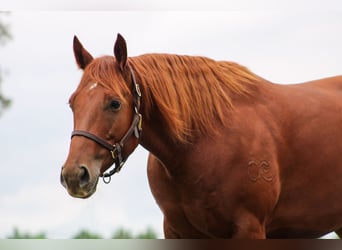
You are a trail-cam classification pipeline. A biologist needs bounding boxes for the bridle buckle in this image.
[110,147,117,160]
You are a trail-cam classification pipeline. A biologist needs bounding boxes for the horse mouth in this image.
[67,186,97,199]
[66,181,98,199]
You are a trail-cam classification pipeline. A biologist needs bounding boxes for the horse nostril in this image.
[79,166,90,188]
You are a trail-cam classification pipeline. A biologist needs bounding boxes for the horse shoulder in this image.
[147,153,178,207]
[147,153,208,238]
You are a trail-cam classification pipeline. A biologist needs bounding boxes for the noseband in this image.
[71,65,142,183]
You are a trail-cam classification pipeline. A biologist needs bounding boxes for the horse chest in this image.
[163,188,236,238]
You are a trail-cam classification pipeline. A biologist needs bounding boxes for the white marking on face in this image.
[89,82,98,91]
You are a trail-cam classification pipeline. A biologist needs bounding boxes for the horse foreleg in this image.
[232,212,266,239]
[163,217,181,239]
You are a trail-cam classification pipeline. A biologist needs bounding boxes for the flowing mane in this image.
[84,54,261,143]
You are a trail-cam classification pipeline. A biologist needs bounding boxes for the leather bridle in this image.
[71,65,142,183]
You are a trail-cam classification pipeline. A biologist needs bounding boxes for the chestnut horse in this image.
[61,34,342,238]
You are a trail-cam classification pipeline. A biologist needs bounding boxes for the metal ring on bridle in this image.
[103,174,111,184]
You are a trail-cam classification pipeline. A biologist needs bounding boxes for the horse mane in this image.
[84,54,261,144]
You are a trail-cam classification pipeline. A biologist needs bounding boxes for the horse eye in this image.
[110,100,121,111]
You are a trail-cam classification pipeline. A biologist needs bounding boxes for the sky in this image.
[0,2,342,239]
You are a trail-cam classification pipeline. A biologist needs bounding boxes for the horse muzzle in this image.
[60,165,99,198]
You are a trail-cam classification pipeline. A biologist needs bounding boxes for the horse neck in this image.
[139,110,185,166]
[129,54,259,165]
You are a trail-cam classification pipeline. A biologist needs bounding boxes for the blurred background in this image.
[0,1,341,239]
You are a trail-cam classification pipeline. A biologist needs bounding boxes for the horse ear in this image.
[114,33,127,71]
[73,35,94,70]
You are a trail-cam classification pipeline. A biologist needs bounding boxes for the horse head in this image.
[60,34,141,198]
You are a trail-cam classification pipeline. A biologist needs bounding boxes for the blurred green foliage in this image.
[6,227,158,239]
[111,228,134,239]
[7,228,46,239]
[72,229,102,239]
[0,12,12,116]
